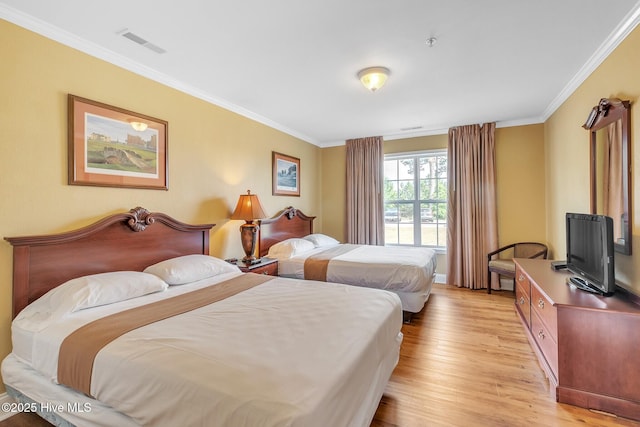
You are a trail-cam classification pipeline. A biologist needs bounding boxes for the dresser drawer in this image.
[531,309,558,379]
[515,265,531,300]
[531,284,558,341]
[515,282,531,328]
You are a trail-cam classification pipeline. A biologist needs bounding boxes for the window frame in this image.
[384,149,447,252]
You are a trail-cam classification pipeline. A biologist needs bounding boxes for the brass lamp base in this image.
[239,221,259,264]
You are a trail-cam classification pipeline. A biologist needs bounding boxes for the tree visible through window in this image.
[384,150,447,249]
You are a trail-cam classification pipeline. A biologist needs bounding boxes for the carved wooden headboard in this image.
[257,207,315,258]
[4,207,214,318]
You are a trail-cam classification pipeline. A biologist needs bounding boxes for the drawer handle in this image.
[538,298,545,309]
[538,330,545,340]
[518,274,524,282]
[519,297,525,305]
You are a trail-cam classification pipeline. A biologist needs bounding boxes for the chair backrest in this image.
[514,242,548,259]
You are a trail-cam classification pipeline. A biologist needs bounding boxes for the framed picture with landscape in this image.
[272,151,300,196]
[68,94,168,190]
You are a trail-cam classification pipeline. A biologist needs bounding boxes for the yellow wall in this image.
[319,129,546,276]
[545,23,640,294]
[495,125,546,245]
[320,145,346,239]
[0,19,322,379]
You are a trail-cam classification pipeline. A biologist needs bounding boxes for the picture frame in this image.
[68,94,168,190]
[272,151,300,196]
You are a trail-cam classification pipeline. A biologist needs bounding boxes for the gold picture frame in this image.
[68,94,168,190]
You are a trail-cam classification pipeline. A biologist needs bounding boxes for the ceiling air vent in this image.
[120,30,166,54]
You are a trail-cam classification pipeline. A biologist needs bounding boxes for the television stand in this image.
[567,276,606,295]
[514,258,640,422]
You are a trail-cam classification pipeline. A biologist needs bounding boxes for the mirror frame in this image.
[583,97,632,255]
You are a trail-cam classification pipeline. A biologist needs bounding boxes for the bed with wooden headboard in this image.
[2,207,403,427]
[257,206,315,258]
[257,206,437,319]
[5,206,213,318]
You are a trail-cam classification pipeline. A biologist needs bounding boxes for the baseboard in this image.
[0,392,15,421]
[433,274,508,289]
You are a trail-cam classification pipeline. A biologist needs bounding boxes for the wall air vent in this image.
[400,126,423,131]
[119,30,166,54]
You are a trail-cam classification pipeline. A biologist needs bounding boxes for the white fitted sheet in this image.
[278,244,437,312]
[5,273,403,427]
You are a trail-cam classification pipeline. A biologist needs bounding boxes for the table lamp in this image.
[230,190,267,264]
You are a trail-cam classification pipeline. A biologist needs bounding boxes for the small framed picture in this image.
[68,95,168,190]
[272,152,300,196]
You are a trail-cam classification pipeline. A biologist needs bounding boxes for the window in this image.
[384,150,447,250]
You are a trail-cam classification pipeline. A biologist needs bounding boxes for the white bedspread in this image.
[279,244,436,292]
[7,273,403,427]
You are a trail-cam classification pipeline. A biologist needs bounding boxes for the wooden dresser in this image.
[514,258,640,421]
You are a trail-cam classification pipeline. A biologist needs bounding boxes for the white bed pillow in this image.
[303,233,340,248]
[13,271,168,332]
[53,271,168,313]
[266,238,315,259]
[144,254,240,285]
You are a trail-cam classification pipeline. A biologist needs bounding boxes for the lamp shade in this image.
[230,190,267,222]
[358,67,390,92]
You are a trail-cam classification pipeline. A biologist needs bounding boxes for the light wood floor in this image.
[2,283,639,427]
[372,283,640,427]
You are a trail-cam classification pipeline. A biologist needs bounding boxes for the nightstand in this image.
[236,258,278,276]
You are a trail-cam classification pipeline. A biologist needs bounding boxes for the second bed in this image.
[258,207,437,317]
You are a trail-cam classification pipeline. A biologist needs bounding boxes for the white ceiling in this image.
[2,1,640,147]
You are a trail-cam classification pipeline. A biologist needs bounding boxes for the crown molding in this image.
[542,0,640,120]
[0,4,318,146]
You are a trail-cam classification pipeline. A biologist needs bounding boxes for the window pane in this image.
[437,156,448,178]
[397,223,414,245]
[421,223,438,246]
[397,180,414,201]
[401,205,413,223]
[383,181,396,201]
[385,223,399,244]
[420,203,435,223]
[384,160,398,180]
[398,159,414,180]
[384,204,399,223]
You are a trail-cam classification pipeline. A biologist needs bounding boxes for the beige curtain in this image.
[346,136,384,245]
[446,123,498,290]
[603,120,623,239]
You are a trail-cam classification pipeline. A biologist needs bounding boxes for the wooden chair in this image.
[487,242,548,294]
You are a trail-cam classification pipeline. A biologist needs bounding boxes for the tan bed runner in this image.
[303,244,358,281]
[58,273,274,397]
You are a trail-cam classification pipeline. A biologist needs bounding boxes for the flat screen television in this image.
[565,213,615,296]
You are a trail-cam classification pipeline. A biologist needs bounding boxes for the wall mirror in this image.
[583,98,632,255]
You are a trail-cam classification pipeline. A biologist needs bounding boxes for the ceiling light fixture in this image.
[357,67,390,92]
